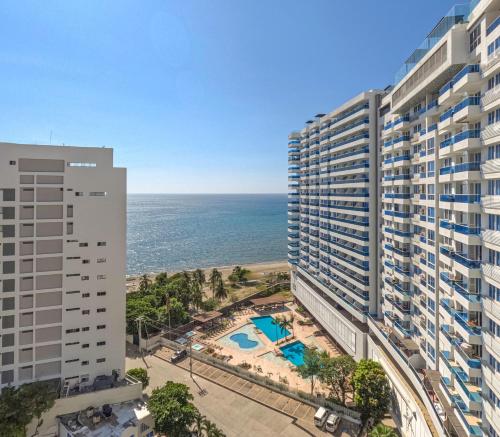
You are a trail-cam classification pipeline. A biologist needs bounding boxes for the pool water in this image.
[251,315,290,343]
[216,324,264,352]
[280,341,306,366]
[230,333,258,349]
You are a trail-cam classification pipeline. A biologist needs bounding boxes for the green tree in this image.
[126,294,160,335]
[139,273,152,291]
[278,316,293,342]
[191,281,205,311]
[201,297,219,311]
[318,354,357,406]
[0,381,57,437]
[148,381,198,437]
[353,359,391,423]
[155,272,168,287]
[214,280,228,302]
[204,419,226,437]
[296,348,324,395]
[209,268,222,298]
[193,269,206,289]
[126,368,150,388]
[191,411,207,436]
[160,297,189,327]
[369,424,398,437]
[271,316,282,345]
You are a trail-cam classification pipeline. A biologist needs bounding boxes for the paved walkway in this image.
[153,347,358,437]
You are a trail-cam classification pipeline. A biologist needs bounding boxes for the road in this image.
[126,352,314,437]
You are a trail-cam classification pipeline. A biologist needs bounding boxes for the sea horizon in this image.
[127,193,288,275]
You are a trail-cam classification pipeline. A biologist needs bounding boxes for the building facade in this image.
[0,143,126,392]
[290,1,500,436]
[288,91,383,360]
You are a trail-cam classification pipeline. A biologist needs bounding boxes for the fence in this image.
[159,336,362,424]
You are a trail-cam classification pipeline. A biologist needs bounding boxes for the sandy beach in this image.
[126,260,289,293]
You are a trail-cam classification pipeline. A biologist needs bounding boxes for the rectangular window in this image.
[96,358,106,363]
[96,308,106,313]
[97,324,106,330]
[470,24,481,51]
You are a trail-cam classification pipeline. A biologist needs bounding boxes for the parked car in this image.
[170,349,188,363]
[325,413,340,433]
[314,407,330,427]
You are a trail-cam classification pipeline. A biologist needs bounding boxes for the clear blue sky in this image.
[1,0,457,193]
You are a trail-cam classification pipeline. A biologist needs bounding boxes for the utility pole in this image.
[165,292,171,338]
[189,336,193,378]
[136,317,143,356]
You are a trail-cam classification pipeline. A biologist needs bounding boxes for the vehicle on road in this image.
[314,406,330,427]
[325,413,340,433]
[170,349,188,363]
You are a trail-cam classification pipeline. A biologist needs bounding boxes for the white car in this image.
[314,407,330,427]
[325,413,340,433]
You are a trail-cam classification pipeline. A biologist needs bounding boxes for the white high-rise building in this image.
[288,91,383,360]
[0,142,126,391]
[290,1,500,436]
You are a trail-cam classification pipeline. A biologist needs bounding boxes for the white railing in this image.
[481,195,500,210]
[481,123,500,141]
[481,229,500,247]
[481,158,500,175]
[481,87,500,107]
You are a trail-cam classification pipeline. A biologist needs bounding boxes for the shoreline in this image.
[126,259,289,292]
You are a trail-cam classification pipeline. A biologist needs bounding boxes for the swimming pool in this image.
[280,341,306,366]
[217,324,264,352]
[251,315,290,343]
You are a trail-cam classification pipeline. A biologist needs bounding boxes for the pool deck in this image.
[196,304,342,394]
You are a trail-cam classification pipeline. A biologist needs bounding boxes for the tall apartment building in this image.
[288,91,383,360]
[290,1,500,436]
[0,143,126,392]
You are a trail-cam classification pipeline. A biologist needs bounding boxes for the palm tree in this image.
[138,274,151,291]
[191,281,205,311]
[203,419,226,437]
[288,313,295,338]
[155,272,168,287]
[279,316,293,342]
[209,268,222,298]
[193,268,206,289]
[191,412,207,436]
[369,424,398,437]
[214,280,227,302]
[272,316,282,345]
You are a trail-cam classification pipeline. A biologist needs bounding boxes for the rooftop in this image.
[58,399,149,437]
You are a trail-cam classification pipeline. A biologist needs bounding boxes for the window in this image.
[97,324,106,330]
[97,275,106,280]
[81,361,89,366]
[97,341,106,346]
[97,241,106,247]
[89,192,107,196]
[97,308,106,313]
[82,310,90,315]
[79,243,88,247]
[470,24,481,51]
[489,284,500,302]
[9,161,15,165]
[65,358,79,363]
[82,344,89,348]
[65,341,79,346]
[82,259,90,264]
[82,326,90,332]
[75,192,84,196]
[82,293,90,298]
[97,258,106,263]
[66,307,80,312]
[96,358,106,363]
[97,291,106,296]
[66,328,80,334]
[81,276,89,281]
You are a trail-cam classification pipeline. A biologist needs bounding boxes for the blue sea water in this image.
[127,194,287,275]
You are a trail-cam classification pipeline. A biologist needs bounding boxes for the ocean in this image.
[127,194,288,275]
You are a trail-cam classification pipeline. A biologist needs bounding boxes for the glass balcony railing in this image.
[439,80,454,96]
[439,161,480,175]
[452,64,480,84]
[393,115,410,126]
[383,210,411,218]
[453,96,480,113]
[384,227,412,238]
[384,155,411,164]
[384,193,411,199]
[487,16,500,35]
[439,194,481,203]
[384,174,411,181]
[454,312,481,336]
[427,99,438,111]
